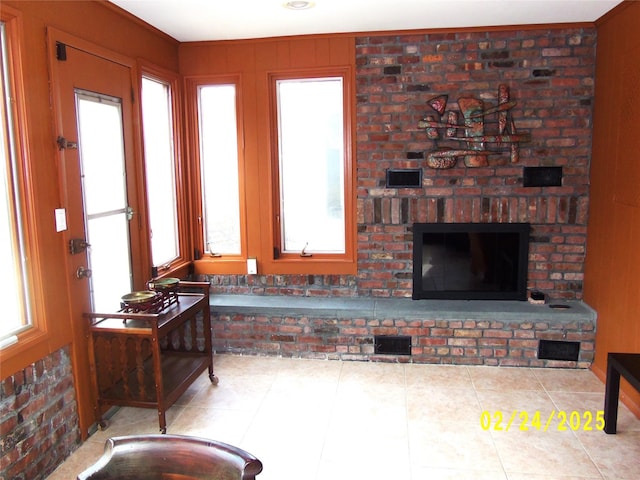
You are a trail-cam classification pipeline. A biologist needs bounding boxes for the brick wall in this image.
[355,27,595,300]
[212,310,595,367]
[0,347,80,480]
[207,26,595,301]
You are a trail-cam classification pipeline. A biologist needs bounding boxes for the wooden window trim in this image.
[184,75,249,275]
[261,66,356,275]
[0,6,52,376]
[138,61,191,279]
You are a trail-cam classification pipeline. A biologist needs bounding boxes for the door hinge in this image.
[57,136,78,150]
[56,42,67,61]
[273,247,280,259]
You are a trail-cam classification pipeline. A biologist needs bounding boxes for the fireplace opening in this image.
[412,222,530,301]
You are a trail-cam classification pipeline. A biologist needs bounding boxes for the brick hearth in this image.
[210,295,596,368]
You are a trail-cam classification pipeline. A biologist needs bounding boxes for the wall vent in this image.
[386,169,422,188]
[374,335,412,355]
[523,166,562,187]
[538,339,580,362]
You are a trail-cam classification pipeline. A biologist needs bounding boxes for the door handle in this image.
[76,266,92,279]
[69,238,91,255]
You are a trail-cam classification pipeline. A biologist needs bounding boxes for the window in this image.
[187,66,354,275]
[141,75,180,268]
[0,19,31,347]
[197,83,242,256]
[274,76,346,256]
[269,70,354,269]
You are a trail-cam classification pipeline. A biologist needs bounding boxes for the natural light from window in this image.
[276,77,345,254]
[197,84,241,255]
[0,20,31,345]
[141,76,179,267]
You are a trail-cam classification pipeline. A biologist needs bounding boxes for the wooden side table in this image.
[604,352,640,434]
[85,281,217,434]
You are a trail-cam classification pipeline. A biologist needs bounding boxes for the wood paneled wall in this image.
[0,0,178,378]
[179,36,356,275]
[587,0,640,415]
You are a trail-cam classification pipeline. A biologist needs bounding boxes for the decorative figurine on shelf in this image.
[418,84,530,169]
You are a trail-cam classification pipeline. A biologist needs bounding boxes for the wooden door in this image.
[49,32,147,437]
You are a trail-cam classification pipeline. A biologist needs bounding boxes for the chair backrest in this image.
[77,434,263,480]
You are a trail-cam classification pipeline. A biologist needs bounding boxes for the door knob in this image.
[76,266,92,279]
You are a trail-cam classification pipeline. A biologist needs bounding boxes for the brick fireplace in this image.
[208,26,594,301]
[354,27,594,301]
[207,26,596,367]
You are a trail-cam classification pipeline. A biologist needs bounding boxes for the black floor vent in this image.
[538,339,580,362]
[374,335,412,355]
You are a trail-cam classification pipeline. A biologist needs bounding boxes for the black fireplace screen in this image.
[412,222,530,301]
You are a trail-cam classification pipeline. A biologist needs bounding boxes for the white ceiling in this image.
[108,0,623,43]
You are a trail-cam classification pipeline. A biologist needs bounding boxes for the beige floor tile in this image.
[412,466,508,479]
[334,380,407,410]
[407,385,483,426]
[187,373,273,410]
[168,405,254,445]
[90,405,184,439]
[318,458,412,480]
[476,389,557,426]
[213,353,283,377]
[506,474,603,479]
[576,429,640,479]
[532,368,604,393]
[491,429,601,477]
[46,441,105,480]
[408,421,503,471]
[468,366,544,391]
[339,359,406,386]
[405,363,475,389]
[47,355,640,480]
[274,356,343,382]
[546,390,640,433]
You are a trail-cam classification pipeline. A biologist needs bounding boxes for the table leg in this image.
[604,358,621,434]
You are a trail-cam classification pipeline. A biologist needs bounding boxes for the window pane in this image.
[76,93,133,312]
[277,78,345,254]
[0,20,30,341]
[198,84,241,255]
[141,76,179,266]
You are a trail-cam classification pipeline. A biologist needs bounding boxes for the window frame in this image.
[138,62,191,279]
[0,7,48,363]
[264,67,356,274]
[185,74,249,275]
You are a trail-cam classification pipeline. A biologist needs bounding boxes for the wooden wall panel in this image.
[181,35,356,275]
[587,0,640,415]
[0,0,178,381]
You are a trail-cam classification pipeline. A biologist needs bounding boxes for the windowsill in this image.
[209,294,597,323]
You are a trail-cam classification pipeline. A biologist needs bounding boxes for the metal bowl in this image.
[149,277,180,291]
[121,290,158,304]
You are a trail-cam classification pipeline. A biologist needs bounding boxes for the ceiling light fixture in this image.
[283,1,315,10]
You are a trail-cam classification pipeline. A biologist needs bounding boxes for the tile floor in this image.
[48,355,640,480]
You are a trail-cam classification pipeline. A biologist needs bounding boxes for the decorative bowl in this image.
[148,277,180,291]
[121,290,158,304]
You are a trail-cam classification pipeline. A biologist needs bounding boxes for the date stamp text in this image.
[480,410,605,432]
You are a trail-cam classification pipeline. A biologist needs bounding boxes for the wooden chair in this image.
[77,434,263,480]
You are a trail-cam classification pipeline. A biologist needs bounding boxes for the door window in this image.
[76,91,133,312]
